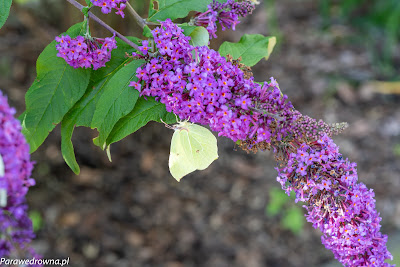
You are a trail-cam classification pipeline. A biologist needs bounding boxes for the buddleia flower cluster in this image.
[55,34,117,70]
[130,19,298,145]
[90,0,127,17]
[275,135,393,266]
[129,19,393,266]
[192,0,256,38]
[0,91,37,258]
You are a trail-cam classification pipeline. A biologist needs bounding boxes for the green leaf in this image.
[218,34,277,67]
[61,81,106,174]
[29,210,43,232]
[179,23,198,36]
[0,0,12,29]
[265,187,289,216]
[393,143,400,157]
[61,37,139,174]
[106,97,176,146]
[82,6,90,17]
[189,26,209,47]
[148,0,211,22]
[143,25,153,38]
[282,206,305,235]
[21,23,91,153]
[84,0,92,7]
[91,59,145,149]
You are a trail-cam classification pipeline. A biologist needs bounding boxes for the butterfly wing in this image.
[169,122,218,181]
[186,124,218,170]
[169,128,196,181]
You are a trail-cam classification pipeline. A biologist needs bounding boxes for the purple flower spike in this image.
[276,135,394,266]
[131,19,297,146]
[0,90,37,259]
[129,19,393,267]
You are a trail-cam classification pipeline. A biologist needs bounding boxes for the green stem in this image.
[83,17,90,38]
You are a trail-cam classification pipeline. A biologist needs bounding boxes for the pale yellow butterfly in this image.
[166,120,218,181]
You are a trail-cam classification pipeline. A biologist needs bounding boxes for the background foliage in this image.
[319,0,400,79]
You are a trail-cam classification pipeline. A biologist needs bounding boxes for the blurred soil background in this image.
[1,0,400,266]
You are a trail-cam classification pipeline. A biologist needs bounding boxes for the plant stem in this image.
[125,2,160,27]
[65,0,140,51]
[125,2,146,29]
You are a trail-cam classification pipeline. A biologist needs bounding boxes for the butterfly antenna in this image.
[174,113,180,123]
[160,118,175,130]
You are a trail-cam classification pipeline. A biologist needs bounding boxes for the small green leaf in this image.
[84,0,92,7]
[21,23,91,153]
[393,143,400,157]
[266,187,289,216]
[282,206,305,235]
[29,210,43,232]
[189,26,209,47]
[106,97,176,145]
[143,25,153,38]
[0,0,12,29]
[148,0,211,22]
[218,34,277,67]
[82,6,90,17]
[266,188,305,235]
[179,23,198,36]
[91,59,145,149]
